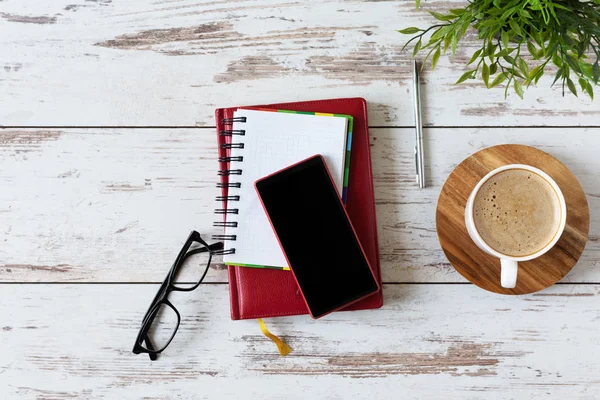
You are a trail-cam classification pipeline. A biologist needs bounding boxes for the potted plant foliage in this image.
[400,0,600,99]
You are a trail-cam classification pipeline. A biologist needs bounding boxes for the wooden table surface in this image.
[1,0,599,398]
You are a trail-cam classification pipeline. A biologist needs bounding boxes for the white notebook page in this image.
[223,109,348,269]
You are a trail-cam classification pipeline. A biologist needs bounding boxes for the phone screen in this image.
[255,155,379,318]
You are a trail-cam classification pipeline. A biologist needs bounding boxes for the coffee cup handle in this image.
[500,259,518,288]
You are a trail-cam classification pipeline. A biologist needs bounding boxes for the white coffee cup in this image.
[464,164,567,289]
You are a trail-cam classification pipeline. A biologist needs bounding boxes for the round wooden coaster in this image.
[436,144,590,295]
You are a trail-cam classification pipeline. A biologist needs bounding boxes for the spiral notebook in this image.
[216,98,382,320]
[214,108,352,270]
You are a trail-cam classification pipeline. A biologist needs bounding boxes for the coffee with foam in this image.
[473,169,562,257]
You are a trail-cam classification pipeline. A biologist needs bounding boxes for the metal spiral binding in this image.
[216,195,240,201]
[212,234,237,241]
[215,209,238,214]
[213,116,246,248]
[220,143,244,149]
[214,221,238,228]
[219,129,245,136]
[217,182,241,188]
[218,169,242,176]
[212,248,236,255]
[222,117,246,123]
[218,156,243,162]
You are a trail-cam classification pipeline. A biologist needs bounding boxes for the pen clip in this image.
[414,145,420,184]
[413,60,426,189]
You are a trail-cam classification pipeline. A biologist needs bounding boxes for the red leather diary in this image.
[215,98,383,320]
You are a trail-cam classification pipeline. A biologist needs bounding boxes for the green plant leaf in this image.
[467,49,482,66]
[580,62,594,81]
[579,77,588,92]
[533,31,543,48]
[509,68,526,80]
[422,47,434,67]
[500,7,518,22]
[528,65,541,80]
[458,16,471,38]
[527,41,537,57]
[593,62,600,84]
[501,30,510,50]
[566,55,581,73]
[444,34,452,53]
[567,78,578,97]
[494,48,515,58]
[509,19,523,37]
[585,82,594,100]
[553,3,572,11]
[456,69,477,84]
[490,63,498,75]
[534,68,544,85]
[449,8,465,16]
[514,79,524,99]
[413,39,422,56]
[526,65,543,86]
[552,68,563,87]
[451,32,459,55]
[577,41,587,58]
[430,26,451,42]
[563,34,575,47]
[416,0,421,10]
[432,47,441,70]
[482,63,490,88]
[536,48,545,59]
[552,53,562,67]
[490,72,508,88]
[487,44,497,63]
[519,9,532,19]
[518,58,529,76]
[503,55,516,65]
[398,27,421,35]
[429,11,455,22]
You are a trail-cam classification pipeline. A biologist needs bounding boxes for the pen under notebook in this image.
[413,60,426,189]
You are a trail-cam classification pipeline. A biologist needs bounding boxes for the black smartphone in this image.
[255,155,380,319]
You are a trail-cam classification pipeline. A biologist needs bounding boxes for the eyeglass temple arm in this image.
[180,242,223,261]
[208,242,224,251]
[144,334,158,361]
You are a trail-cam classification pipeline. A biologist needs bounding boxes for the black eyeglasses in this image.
[132,231,224,360]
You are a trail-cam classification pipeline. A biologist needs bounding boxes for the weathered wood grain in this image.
[375,127,600,283]
[3,1,599,397]
[0,128,222,283]
[1,127,598,283]
[1,0,599,126]
[1,284,600,399]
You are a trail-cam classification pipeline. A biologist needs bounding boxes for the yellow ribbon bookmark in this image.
[257,318,292,356]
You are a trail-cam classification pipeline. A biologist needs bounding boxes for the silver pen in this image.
[413,60,426,189]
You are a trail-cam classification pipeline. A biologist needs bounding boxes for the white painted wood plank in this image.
[1,284,600,399]
[1,127,598,283]
[1,0,599,127]
[0,128,223,282]
[374,127,600,284]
